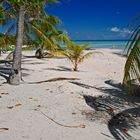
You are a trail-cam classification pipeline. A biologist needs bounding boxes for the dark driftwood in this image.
[28,77,80,84]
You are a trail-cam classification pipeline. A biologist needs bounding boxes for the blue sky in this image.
[46,0,140,40]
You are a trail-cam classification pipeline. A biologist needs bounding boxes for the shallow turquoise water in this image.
[74,40,127,49]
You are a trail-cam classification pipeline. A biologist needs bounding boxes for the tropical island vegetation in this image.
[0,0,139,140]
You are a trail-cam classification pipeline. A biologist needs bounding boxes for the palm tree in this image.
[0,12,63,58]
[62,43,95,71]
[8,5,25,85]
[0,0,71,60]
[123,14,140,96]
[0,0,58,85]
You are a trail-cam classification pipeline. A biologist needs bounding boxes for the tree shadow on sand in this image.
[71,79,140,139]
[70,81,95,89]
[108,107,140,140]
[82,95,140,140]
[104,80,140,103]
[0,64,30,83]
[70,80,124,96]
[46,66,72,72]
[112,52,127,58]
[70,80,140,103]
[0,60,12,81]
[58,66,72,71]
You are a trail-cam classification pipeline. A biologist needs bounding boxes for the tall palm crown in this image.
[0,0,59,47]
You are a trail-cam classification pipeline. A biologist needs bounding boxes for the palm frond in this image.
[78,51,101,63]
[123,29,140,96]
[30,23,58,52]
[62,42,96,71]
[123,14,140,96]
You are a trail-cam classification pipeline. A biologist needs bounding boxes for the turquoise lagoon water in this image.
[74,40,127,49]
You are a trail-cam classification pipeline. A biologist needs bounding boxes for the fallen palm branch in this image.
[36,109,85,128]
[0,128,9,132]
[28,77,80,84]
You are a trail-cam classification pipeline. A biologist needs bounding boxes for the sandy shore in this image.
[0,49,139,140]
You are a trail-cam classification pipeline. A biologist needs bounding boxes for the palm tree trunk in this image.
[74,63,78,71]
[8,5,25,85]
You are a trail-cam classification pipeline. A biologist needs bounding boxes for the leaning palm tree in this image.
[123,14,140,96]
[0,0,58,85]
[0,0,70,59]
[62,43,95,71]
[0,13,62,58]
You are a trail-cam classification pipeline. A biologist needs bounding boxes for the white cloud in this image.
[111,27,131,37]
[110,27,132,38]
[111,27,120,32]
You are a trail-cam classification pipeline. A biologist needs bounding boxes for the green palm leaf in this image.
[123,14,140,95]
[62,42,99,71]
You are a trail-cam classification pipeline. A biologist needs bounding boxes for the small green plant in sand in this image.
[62,43,96,71]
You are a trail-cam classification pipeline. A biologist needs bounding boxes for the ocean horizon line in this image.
[72,40,129,42]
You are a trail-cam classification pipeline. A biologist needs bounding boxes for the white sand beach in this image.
[0,49,139,140]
